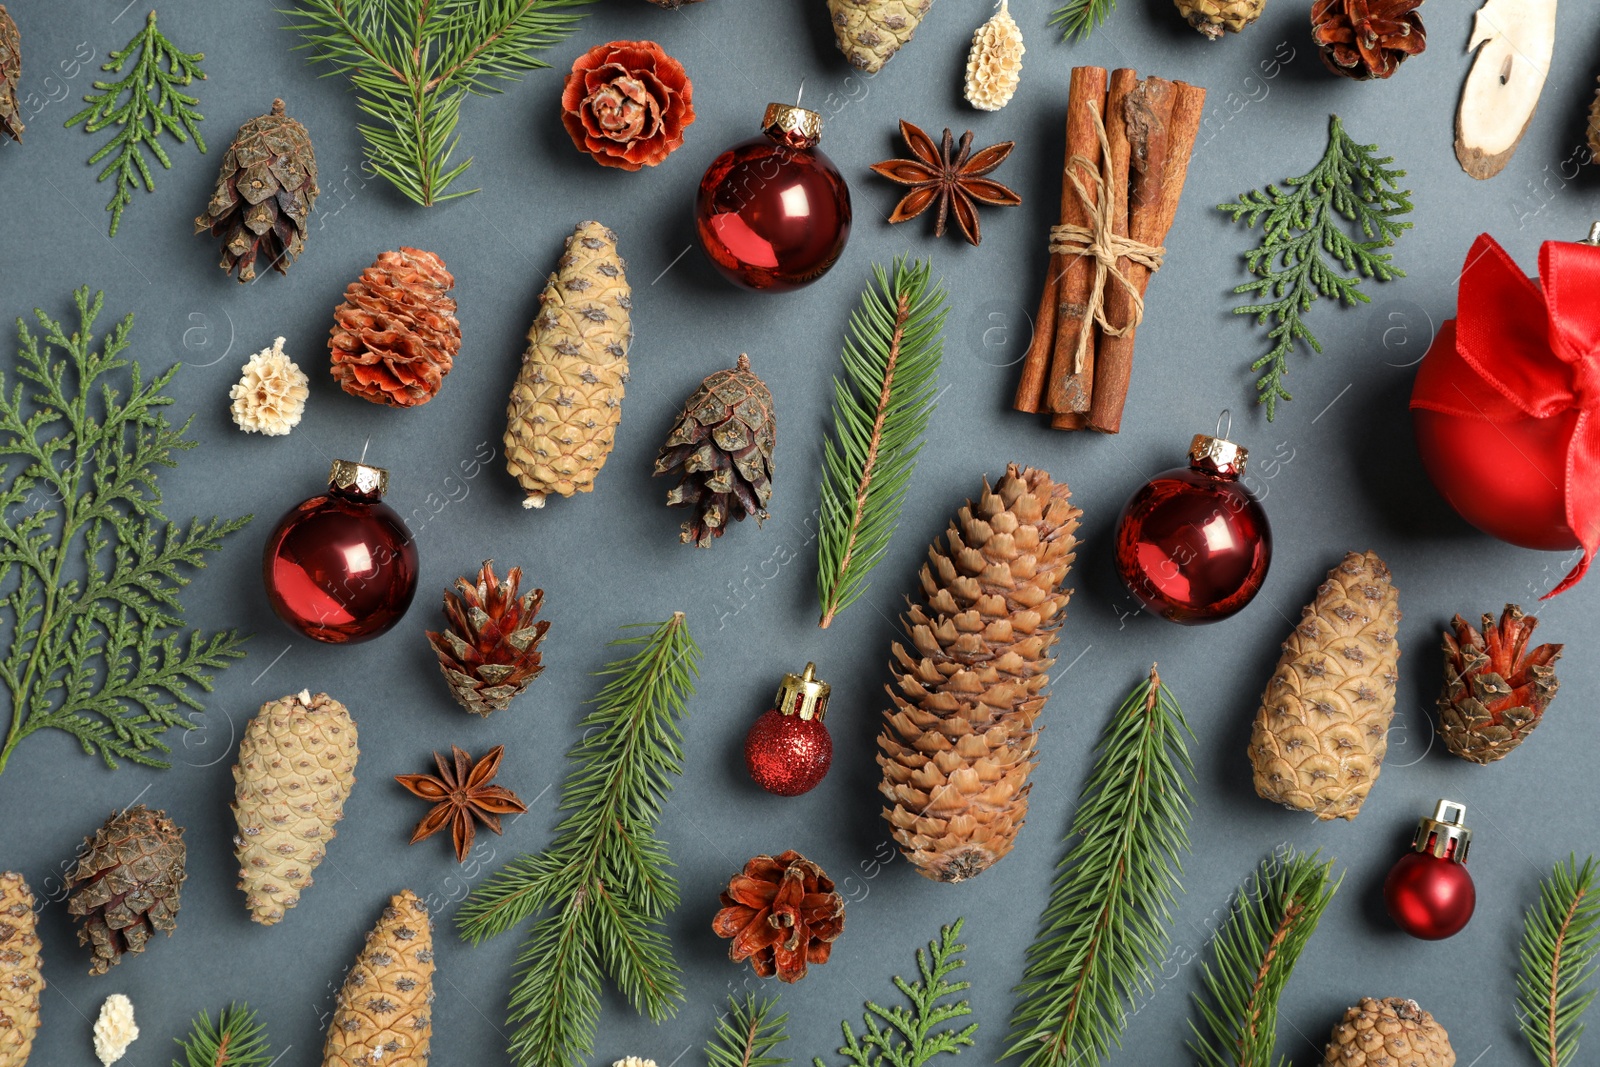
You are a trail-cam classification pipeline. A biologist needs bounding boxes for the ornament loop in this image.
[1216,409,1232,440]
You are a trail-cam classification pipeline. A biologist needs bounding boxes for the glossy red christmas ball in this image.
[1383,852,1476,940]
[695,102,851,292]
[745,662,833,796]
[263,459,419,644]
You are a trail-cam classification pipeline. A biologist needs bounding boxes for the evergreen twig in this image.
[1517,855,1600,1067]
[707,994,791,1067]
[1050,0,1119,41]
[171,1003,273,1067]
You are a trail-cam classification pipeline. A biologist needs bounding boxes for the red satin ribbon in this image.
[1410,233,1600,598]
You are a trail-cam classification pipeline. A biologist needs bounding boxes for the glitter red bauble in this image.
[744,709,833,796]
[1383,852,1476,940]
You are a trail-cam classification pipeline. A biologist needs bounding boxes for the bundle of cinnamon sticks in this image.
[1013,67,1206,434]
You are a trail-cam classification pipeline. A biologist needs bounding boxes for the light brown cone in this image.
[1249,551,1401,821]
[233,691,359,925]
[329,248,460,408]
[1174,0,1265,38]
[322,890,434,1067]
[504,221,631,508]
[0,7,21,143]
[1322,997,1455,1067]
[194,99,319,282]
[426,561,549,717]
[879,464,1081,883]
[66,805,186,974]
[828,0,932,73]
[0,873,42,1067]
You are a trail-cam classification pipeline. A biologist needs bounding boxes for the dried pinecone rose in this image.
[1311,0,1426,81]
[328,247,460,408]
[711,850,843,983]
[561,40,694,171]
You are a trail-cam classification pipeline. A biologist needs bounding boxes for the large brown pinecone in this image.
[194,99,319,282]
[426,560,549,716]
[329,248,461,407]
[879,464,1081,883]
[0,6,21,143]
[321,890,433,1067]
[66,805,186,975]
[711,851,844,983]
[0,872,42,1067]
[654,354,775,547]
[1437,604,1561,764]
[1323,997,1455,1067]
[1311,0,1425,81]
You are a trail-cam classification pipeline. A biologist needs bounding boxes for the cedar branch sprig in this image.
[0,287,250,778]
[1517,855,1600,1067]
[172,1003,274,1067]
[1006,666,1195,1067]
[816,257,947,629]
[1218,114,1412,420]
[64,10,206,237]
[708,994,792,1067]
[457,613,700,1067]
[1050,0,1119,40]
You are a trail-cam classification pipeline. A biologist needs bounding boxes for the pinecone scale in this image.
[0,872,42,1067]
[195,99,319,281]
[427,561,548,716]
[1438,604,1561,764]
[66,805,186,974]
[654,354,776,547]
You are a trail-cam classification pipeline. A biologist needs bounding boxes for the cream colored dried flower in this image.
[93,994,138,1066]
[613,1058,658,1067]
[965,0,1024,112]
[230,337,309,436]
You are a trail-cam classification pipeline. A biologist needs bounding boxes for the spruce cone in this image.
[322,890,433,1067]
[1322,997,1455,1067]
[1311,0,1425,81]
[0,873,42,1067]
[233,690,360,925]
[426,561,549,716]
[1437,605,1561,764]
[504,221,631,508]
[879,465,1081,883]
[1175,0,1265,38]
[66,805,186,974]
[0,7,20,143]
[1249,551,1401,821]
[828,0,932,74]
[653,353,775,547]
[712,851,844,983]
[329,248,461,408]
[195,99,319,282]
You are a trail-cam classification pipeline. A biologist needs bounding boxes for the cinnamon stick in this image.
[1042,66,1108,420]
[1012,97,1077,413]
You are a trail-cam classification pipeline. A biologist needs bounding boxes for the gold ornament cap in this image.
[1189,434,1248,477]
[1581,221,1600,246]
[1411,798,1471,864]
[329,458,389,500]
[762,103,823,150]
[774,662,830,721]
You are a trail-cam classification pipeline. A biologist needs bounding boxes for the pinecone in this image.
[0,872,42,1067]
[1437,604,1561,764]
[879,464,1081,883]
[233,690,360,925]
[194,99,319,282]
[964,0,1024,111]
[1323,997,1455,1067]
[426,561,549,716]
[1174,0,1265,38]
[1311,0,1425,81]
[828,0,932,74]
[66,805,186,975]
[504,221,631,508]
[322,890,433,1067]
[711,851,844,983]
[0,6,21,143]
[653,354,775,547]
[1249,551,1402,821]
[329,248,461,408]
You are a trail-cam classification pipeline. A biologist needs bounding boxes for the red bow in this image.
[1410,233,1600,598]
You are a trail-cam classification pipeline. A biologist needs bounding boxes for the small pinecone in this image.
[66,805,186,975]
[879,465,1082,883]
[828,0,932,74]
[321,890,433,1067]
[1311,0,1425,81]
[712,851,844,983]
[1323,997,1455,1067]
[964,0,1024,111]
[1249,551,1402,821]
[654,354,775,547]
[329,248,461,408]
[426,561,549,716]
[1437,605,1561,764]
[194,99,319,282]
[0,872,42,1067]
[233,690,360,925]
[1175,0,1265,38]
[504,221,631,508]
[0,6,20,143]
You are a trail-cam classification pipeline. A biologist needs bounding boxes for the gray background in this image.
[2,0,1600,1064]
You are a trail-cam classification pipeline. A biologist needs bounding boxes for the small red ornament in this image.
[1383,798,1476,941]
[1112,428,1272,624]
[745,662,833,796]
[262,458,419,644]
[695,101,852,292]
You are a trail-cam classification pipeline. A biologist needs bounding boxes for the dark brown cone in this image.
[329,248,461,407]
[1311,0,1426,80]
[0,6,21,143]
[711,851,844,983]
[1438,604,1562,764]
[426,561,549,717]
[194,99,319,282]
[65,805,186,975]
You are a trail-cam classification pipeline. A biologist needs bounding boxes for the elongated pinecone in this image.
[1311,0,1425,80]
[1323,998,1455,1067]
[654,354,775,547]
[322,890,433,1067]
[712,851,844,983]
[426,561,549,716]
[0,6,20,143]
[1438,605,1561,764]
[329,248,460,407]
[195,99,319,282]
[879,465,1081,883]
[829,0,932,73]
[0,872,42,1067]
[66,805,186,975]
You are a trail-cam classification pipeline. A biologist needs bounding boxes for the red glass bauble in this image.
[695,102,851,292]
[262,459,419,644]
[1114,433,1272,624]
[744,662,833,796]
[1384,853,1476,940]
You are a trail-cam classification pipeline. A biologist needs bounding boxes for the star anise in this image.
[395,744,527,863]
[870,120,1022,245]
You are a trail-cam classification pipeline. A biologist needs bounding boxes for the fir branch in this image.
[1218,115,1412,420]
[1188,849,1340,1067]
[1050,0,1118,41]
[0,287,250,779]
[1518,855,1600,1067]
[1006,665,1195,1067]
[284,0,591,206]
[816,257,947,629]
[815,919,978,1067]
[707,994,791,1067]
[171,1002,273,1067]
[457,613,700,1067]
[63,11,205,237]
